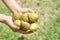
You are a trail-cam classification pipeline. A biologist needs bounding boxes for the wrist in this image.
[0,14,7,22]
[2,0,22,14]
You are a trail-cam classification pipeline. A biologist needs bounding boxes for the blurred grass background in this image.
[0,0,60,40]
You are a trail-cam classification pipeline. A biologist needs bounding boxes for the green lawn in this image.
[0,0,60,40]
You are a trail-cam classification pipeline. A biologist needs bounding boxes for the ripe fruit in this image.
[13,13,22,20]
[21,13,28,22]
[21,21,30,31]
[28,13,39,22]
[30,23,38,31]
[14,20,21,26]
[13,12,39,33]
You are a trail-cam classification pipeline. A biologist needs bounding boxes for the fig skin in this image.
[21,21,31,31]
[14,20,22,27]
[21,13,28,22]
[28,13,39,23]
[13,13,22,20]
[30,23,38,32]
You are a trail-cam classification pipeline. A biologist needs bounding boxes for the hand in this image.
[18,8,34,13]
[5,16,31,33]
[5,16,20,32]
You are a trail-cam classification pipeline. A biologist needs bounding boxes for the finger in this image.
[38,27,40,29]
[26,30,31,33]
[24,8,34,13]
[20,8,34,13]
[6,18,20,32]
[9,20,20,31]
[27,8,34,13]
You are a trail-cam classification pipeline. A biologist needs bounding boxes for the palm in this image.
[5,16,20,32]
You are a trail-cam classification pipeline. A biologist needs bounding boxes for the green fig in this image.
[30,23,38,32]
[21,21,30,31]
[13,13,22,20]
[21,13,28,22]
[28,13,39,23]
[14,20,21,27]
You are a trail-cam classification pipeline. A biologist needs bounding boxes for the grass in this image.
[0,0,60,40]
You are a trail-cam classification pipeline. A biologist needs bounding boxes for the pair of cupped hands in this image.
[3,8,34,33]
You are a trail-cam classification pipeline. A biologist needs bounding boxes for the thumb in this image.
[6,19,20,32]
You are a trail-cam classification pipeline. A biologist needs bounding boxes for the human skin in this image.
[0,0,34,32]
[2,0,34,14]
[0,14,32,33]
[0,14,20,32]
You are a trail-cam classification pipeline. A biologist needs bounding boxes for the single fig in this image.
[13,13,22,20]
[30,23,38,32]
[14,20,22,27]
[28,13,39,23]
[21,13,28,22]
[21,21,30,31]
